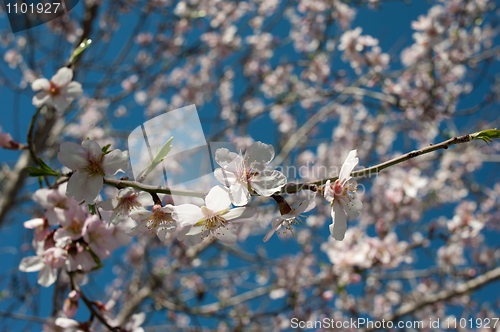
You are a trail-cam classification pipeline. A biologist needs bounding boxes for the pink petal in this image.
[57,142,88,170]
[66,171,103,203]
[81,139,103,161]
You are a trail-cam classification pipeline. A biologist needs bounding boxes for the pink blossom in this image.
[99,188,153,225]
[63,290,80,318]
[19,247,68,287]
[32,67,83,112]
[174,186,257,245]
[82,215,121,260]
[214,142,287,206]
[264,196,316,242]
[32,183,79,225]
[324,150,362,241]
[128,204,177,241]
[57,139,129,203]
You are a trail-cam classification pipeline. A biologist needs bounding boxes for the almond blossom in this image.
[99,188,154,225]
[324,150,362,241]
[32,182,79,225]
[0,126,24,150]
[174,186,257,245]
[128,204,177,241]
[19,247,68,287]
[214,141,287,206]
[57,139,129,204]
[32,67,83,112]
[263,195,316,242]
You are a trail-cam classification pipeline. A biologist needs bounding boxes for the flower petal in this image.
[205,186,231,212]
[214,223,237,244]
[57,142,88,170]
[19,256,44,272]
[228,182,251,206]
[214,168,238,187]
[250,170,287,196]
[23,218,45,229]
[81,139,103,162]
[338,150,358,185]
[31,78,50,91]
[244,141,275,168]
[32,91,51,108]
[102,149,129,175]
[223,207,257,223]
[66,172,103,204]
[331,200,347,241]
[215,148,240,168]
[172,204,204,227]
[129,209,154,222]
[51,67,73,87]
[38,266,57,287]
[64,82,83,98]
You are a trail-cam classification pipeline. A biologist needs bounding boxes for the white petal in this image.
[250,170,287,196]
[102,149,129,175]
[81,139,103,161]
[295,197,316,215]
[331,200,347,241]
[55,317,80,328]
[57,142,88,170]
[244,141,275,168]
[205,186,231,212]
[51,67,73,87]
[228,182,251,206]
[97,198,115,211]
[129,210,153,222]
[19,256,44,272]
[136,192,154,206]
[214,167,238,187]
[338,150,358,184]
[263,227,277,242]
[66,172,103,203]
[223,207,257,223]
[64,82,83,98]
[346,196,362,219]
[172,204,204,227]
[215,148,240,168]
[38,266,57,287]
[32,91,51,107]
[23,218,44,229]
[31,78,50,91]
[214,223,238,244]
[51,95,71,112]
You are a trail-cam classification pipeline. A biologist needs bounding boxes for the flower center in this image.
[49,81,60,96]
[86,160,103,176]
[116,196,142,215]
[146,208,175,234]
[200,212,229,240]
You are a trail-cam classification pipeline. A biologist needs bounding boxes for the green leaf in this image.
[137,137,174,183]
[101,144,112,154]
[88,204,96,215]
[471,128,500,145]
[27,158,59,177]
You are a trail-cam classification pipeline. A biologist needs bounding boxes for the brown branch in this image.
[280,133,473,195]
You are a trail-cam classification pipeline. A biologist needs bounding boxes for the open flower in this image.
[264,195,316,242]
[19,247,68,287]
[128,204,177,241]
[99,188,153,225]
[324,150,362,241]
[32,67,83,112]
[57,139,129,204]
[32,182,79,225]
[174,186,257,245]
[214,142,287,206]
